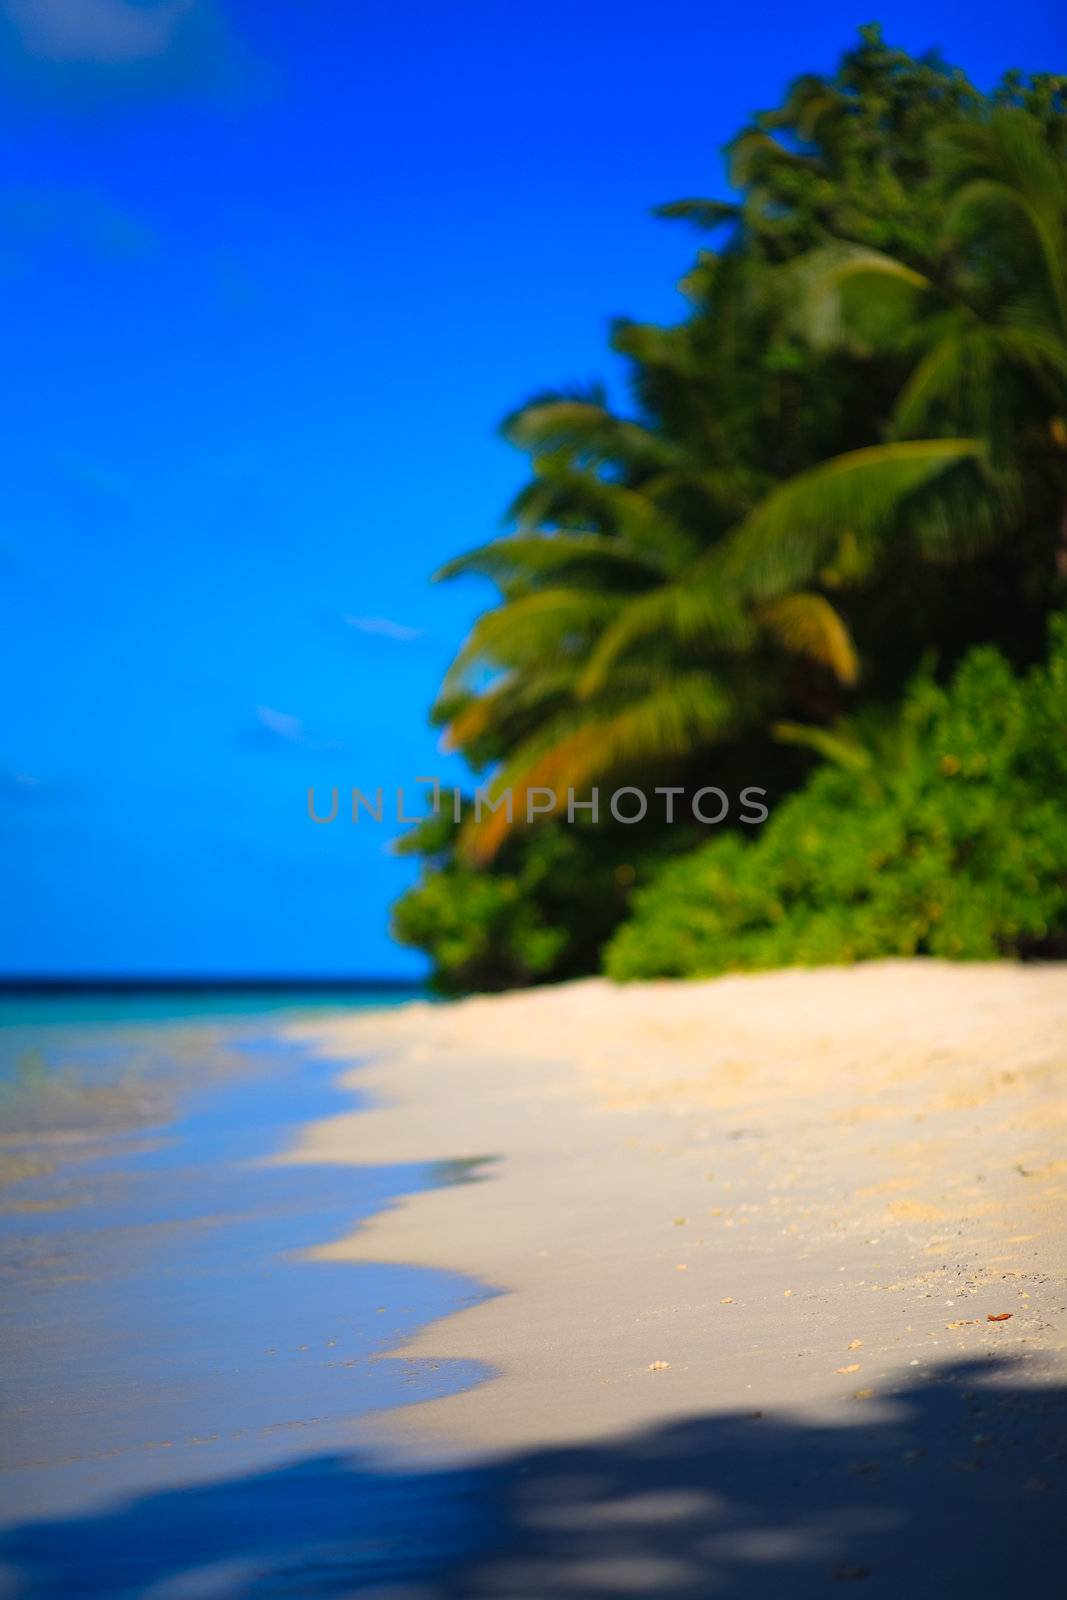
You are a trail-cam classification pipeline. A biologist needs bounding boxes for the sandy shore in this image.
[283,960,1067,1464]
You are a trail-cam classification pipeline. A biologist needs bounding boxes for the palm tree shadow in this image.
[3,1357,1065,1598]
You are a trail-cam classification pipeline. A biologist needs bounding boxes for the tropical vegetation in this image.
[394,27,1067,992]
[607,615,1067,978]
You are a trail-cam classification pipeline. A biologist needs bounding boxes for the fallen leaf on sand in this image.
[987,1313,1012,1322]
[676,1264,688,1271]
[848,1339,862,1349]
[947,1319,979,1329]
[720,1296,735,1304]
[648,1360,670,1371]
[837,1363,861,1374]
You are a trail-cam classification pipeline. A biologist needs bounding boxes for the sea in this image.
[0,987,496,1597]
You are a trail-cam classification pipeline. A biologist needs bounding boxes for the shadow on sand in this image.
[2,1357,1064,1598]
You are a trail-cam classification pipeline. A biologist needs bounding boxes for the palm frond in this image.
[757,593,859,683]
[440,589,623,695]
[505,471,702,568]
[577,580,753,699]
[652,199,742,231]
[434,533,661,589]
[502,397,674,472]
[439,667,578,753]
[784,243,932,349]
[772,720,873,772]
[938,111,1067,333]
[461,675,741,861]
[722,438,984,598]
[891,321,1067,435]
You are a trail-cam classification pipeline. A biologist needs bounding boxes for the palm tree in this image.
[727,105,1067,600]
[431,284,871,861]
[432,47,1066,864]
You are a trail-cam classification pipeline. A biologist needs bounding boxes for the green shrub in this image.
[392,808,681,994]
[605,615,1067,981]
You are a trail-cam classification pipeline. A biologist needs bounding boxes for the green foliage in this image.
[426,31,1065,869]
[605,617,1067,980]
[397,28,1067,991]
[392,808,683,994]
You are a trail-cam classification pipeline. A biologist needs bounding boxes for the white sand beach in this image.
[285,960,1067,1459]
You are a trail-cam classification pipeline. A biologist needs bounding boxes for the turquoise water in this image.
[0,985,426,1033]
[0,992,494,1592]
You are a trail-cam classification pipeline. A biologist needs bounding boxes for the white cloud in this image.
[249,705,343,754]
[255,705,306,745]
[2,0,197,64]
[342,614,424,643]
[0,766,56,802]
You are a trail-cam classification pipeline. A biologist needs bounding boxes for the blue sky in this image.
[1,0,1062,977]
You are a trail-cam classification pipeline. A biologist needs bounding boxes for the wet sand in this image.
[0,1005,489,1574]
